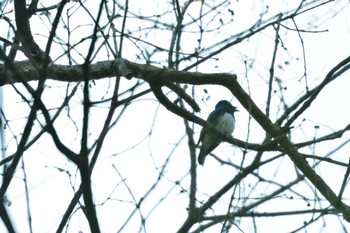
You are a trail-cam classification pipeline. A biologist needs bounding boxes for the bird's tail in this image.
[198,151,206,166]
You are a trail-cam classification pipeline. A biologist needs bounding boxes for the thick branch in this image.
[0,58,235,86]
[14,0,45,63]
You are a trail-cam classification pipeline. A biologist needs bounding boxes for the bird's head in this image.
[215,100,238,113]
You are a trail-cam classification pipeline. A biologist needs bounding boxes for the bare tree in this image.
[1,0,350,232]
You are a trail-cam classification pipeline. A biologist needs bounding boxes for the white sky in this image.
[1,0,350,232]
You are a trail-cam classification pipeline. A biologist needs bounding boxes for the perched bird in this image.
[197,100,238,165]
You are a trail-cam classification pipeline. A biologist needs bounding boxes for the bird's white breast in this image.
[216,113,235,134]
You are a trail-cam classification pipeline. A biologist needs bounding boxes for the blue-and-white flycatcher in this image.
[197,100,238,165]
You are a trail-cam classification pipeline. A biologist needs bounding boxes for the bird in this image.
[196,100,238,165]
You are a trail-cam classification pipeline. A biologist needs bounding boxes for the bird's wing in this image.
[207,108,225,123]
[196,109,225,146]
